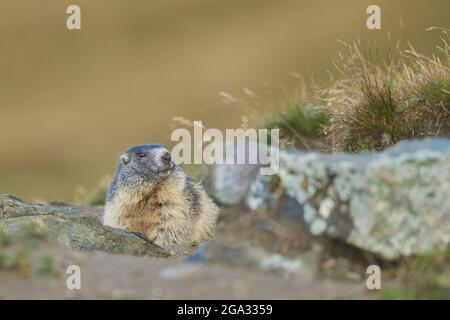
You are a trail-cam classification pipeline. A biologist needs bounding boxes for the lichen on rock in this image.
[204,138,450,260]
[277,139,450,260]
[0,194,170,257]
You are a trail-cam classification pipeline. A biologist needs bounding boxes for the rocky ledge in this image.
[2,139,449,262]
[0,194,170,257]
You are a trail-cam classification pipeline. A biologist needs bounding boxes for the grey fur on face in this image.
[107,144,177,202]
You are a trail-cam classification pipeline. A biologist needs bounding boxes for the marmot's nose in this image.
[161,152,171,165]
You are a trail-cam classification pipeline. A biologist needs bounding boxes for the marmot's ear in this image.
[120,154,130,165]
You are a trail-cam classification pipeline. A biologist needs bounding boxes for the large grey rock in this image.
[203,141,260,205]
[245,174,304,222]
[204,163,259,205]
[0,194,170,257]
[277,139,450,260]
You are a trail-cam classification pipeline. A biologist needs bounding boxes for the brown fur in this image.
[103,171,218,247]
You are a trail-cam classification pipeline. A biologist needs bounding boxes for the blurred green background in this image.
[0,0,449,202]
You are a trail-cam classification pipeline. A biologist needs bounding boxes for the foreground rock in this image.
[0,194,170,257]
[207,138,450,260]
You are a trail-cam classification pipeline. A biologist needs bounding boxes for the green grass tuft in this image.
[0,227,50,275]
[320,38,450,152]
[260,37,450,153]
[264,100,328,149]
[382,246,450,299]
[35,256,58,278]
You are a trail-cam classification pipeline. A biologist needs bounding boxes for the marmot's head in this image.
[118,144,176,183]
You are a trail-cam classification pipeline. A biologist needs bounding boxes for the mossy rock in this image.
[0,194,170,257]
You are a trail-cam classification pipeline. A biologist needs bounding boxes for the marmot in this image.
[103,144,218,247]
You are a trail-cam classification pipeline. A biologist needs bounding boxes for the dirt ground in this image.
[0,242,376,300]
[0,206,378,300]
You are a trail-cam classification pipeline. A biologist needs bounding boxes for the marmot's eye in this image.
[138,153,147,158]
